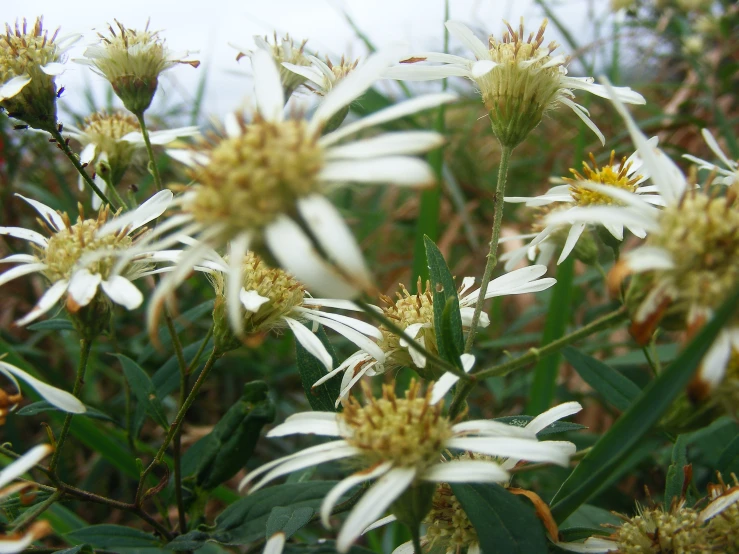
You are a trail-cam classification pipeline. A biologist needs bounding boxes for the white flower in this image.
[0,444,55,553]
[501,144,664,270]
[110,46,456,331]
[239,382,579,553]
[63,110,199,208]
[314,265,556,405]
[0,191,172,324]
[683,128,739,187]
[0,359,84,415]
[283,55,359,96]
[385,19,645,147]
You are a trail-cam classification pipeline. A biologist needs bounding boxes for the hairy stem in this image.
[136,112,163,191]
[449,307,627,418]
[48,338,93,473]
[464,145,512,353]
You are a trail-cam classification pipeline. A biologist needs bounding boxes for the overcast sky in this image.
[6,0,611,120]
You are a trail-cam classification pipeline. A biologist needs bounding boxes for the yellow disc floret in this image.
[342,381,453,470]
[423,483,479,553]
[186,117,324,231]
[565,151,642,206]
[614,504,710,553]
[80,111,141,184]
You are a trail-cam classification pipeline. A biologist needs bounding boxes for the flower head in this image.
[283,54,360,96]
[0,191,172,329]
[0,17,78,131]
[64,110,199,208]
[239,381,578,553]
[79,20,199,114]
[234,33,311,98]
[386,19,645,147]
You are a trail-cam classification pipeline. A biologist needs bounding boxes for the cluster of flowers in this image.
[0,12,737,554]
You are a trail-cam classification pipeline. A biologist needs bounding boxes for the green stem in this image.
[101,174,130,211]
[9,490,62,531]
[48,338,93,473]
[464,145,512,353]
[136,112,163,191]
[49,128,117,209]
[187,326,213,375]
[136,348,220,506]
[410,523,424,554]
[449,307,627,418]
[354,299,471,381]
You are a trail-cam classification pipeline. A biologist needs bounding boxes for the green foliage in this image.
[295,325,342,412]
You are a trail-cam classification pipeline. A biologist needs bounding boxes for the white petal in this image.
[557,223,586,264]
[301,312,385,363]
[265,217,360,299]
[297,195,372,291]
[701,128,735,170]
[471,59,497,78]
[556,537,618,553]
[98,190,173,236]
[0,254,37,264]
[526,401,583,434]
[251,50,284,123]
[67,269,102,309]
[0,444,54,489]
[15,194,65,231]
[90,174,107,210]
[240,289,270,312]
[0,226,48,246]
[452,420,535,438]
[699,330,731,389]
[40,62,66,75]
[546,206,659,233]
[294,307,381,340]
[384,64,470,81]
[0,75,31,100]
[326,131,444,160]
[263,533,286,554]
[227,233,250,336]
[362,514,397,535]
[0,361,85,414]
[16,280,68,326]
[80,142,97,165]
[282,62,326,87]
[406,336,427,368]
[559,97,605,145]
[392,542,415,554]
[563,77,646,105]
[0,529,39,553]
[336,467,416,553]
[446,437,574,467]
[321,462,393,527]
[267,410,341,438]
[421,460,509,483]
[625,246,675,272]
[0,263,46,287]
[284,316,334,371]
[320,157,434,187]
[699,489,739,523]
[430,355,475,405]
[101,276,143,310]
[445,21,489,60]
[320,93,458,147]
[223,112,241,139]
[301,298,364,311]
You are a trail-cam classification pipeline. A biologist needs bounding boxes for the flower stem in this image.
[48,337,93,473]
[410,523,424,554]
[449,307,627,418]
[136,112,163,191]
[49,128,117,209]
[464,144,513,353]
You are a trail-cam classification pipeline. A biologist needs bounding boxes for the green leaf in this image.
[26,318,74,331]
[493,415,587,436]
[185,381,276,490]
[665,435,689,510]
[526,257,575,414]
[66,525,161,549]
[113,354,169,429]
[168,482,340,549]
[265,506,314,539]
[550,287,739,523]
[16,401,119,425]
[451,483,548,553]
[295,325,341,412]
[69,417,139,478]
[283,541,375,554]
[560,504,621,530]
[717,434,739,476]
[563,347,641,412]
[55,546,94,554]
[424,235,463,366]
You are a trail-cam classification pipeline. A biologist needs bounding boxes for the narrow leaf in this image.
[113,354,169,429]
[26,319,74,331]
[16,400,118,425]
[295,325,341,412]
[265,506,314,539]
[665,435,689,510]
[66,525,160,548]
[494,415,587,436]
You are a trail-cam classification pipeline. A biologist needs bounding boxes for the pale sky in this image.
[6,0,612,120]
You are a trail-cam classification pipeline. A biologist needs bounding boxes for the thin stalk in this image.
[136,348,220,506]
[102,175,130,210]
[410,524,424,554]
[354,299,470,381]
[136,112,163,191]
[187,325,214,375]
[464,145,512,353]
[48,338,93,473]
[449,308,627,418]
[49,128,116,209]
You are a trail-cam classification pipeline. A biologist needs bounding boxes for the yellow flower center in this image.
[80,111,141,183]
[94,22,170,83]
[42,208,134,283]
[615,505,709,553]
[186,118,324,232]
[423,483,479,553]
[565,151,642,206]
[341,381,452,469]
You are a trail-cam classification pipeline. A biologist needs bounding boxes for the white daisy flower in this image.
[500,144,663,271]
[63,111,199,208]
[367,401,584,554]
[313,266,556,405]
[385,19,645,147]
[683,128,739,187]
[0,191,172,325]
[543,78,738,403]
[283,55,360,96]
[0,444,55,553]
[77,19,199,114]
[105,46,456,331]
[0,358,84,416]
[0,17,80,131]
[239,381,578,553]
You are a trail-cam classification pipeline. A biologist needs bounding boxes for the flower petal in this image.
[66,269,102,310]
[251,49,284,123]
[446,437,575,467]
[101,276,143,310]
[0,75,31,100]
[0,263,46,287]
[445,21,489,60]
[16,280,68,326]
[321,462,393,527]
[0,361,85,414]
[421,460,509,483]
[0,444,54,489]
[326,131,445,160]
[240,289,270,312]
[526,402,583,434]
[0,227,48,246]
[267,410,341,438]
[15,195,65,231]
[321,157,435,187]
[283,316,334,371]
